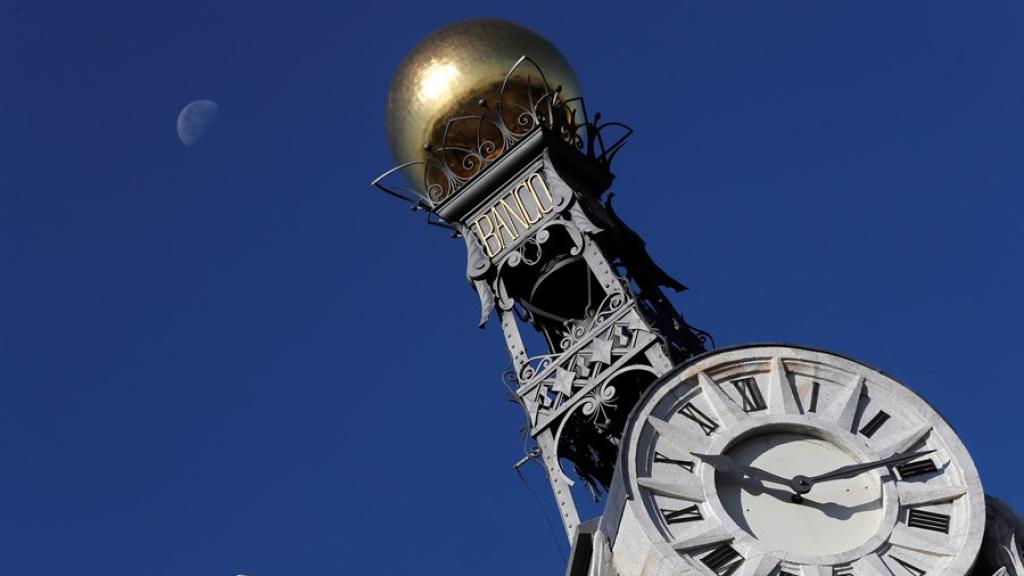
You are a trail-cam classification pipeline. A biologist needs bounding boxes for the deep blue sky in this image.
[3,1,1022,575]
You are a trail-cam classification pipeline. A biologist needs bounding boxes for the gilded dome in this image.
[385,19,583,178]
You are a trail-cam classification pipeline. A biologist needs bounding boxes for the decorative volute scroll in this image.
[373,53,633,215]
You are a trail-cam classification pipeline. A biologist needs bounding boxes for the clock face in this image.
[617,346,984,576]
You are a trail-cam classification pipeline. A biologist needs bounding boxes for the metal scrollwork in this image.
[502,225,553,270]
[517,354,560,384]
[502,366,520,390]
[509,294,643,430]
[372,56,633,212]
[558,290,627,351]
[491,219,584,311]
[579,381,618,423]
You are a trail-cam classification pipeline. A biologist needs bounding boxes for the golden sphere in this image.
[386,19,583,173]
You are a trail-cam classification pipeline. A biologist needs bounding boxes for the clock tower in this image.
[373,18,1024,576]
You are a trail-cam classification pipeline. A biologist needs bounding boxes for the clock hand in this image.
[691,452,792,488]
[791,449,936,495]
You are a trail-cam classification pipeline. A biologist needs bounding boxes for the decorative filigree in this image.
[516,290,631,388]
[493,218,584,311]
[510,303,656,433]
[578,381,618,423]
[372,56,633,210]
[559,288,628,351]
[506,230,549,268]
[547,363,661,500]
[517,353,561,384]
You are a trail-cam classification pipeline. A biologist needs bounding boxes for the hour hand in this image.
[691,452,792,487]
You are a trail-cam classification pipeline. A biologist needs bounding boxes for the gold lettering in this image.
[511,181,543,225]
[473,212,502,258]
[473,172,554,260]
[498,196,530,233]
[490,206,518,247]
[527,173,554,214]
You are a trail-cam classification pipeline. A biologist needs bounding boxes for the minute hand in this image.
[791,449,936,495]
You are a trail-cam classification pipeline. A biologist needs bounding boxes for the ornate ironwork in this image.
[510,290,659,434]
[373,52,709,542]
[372,56,633,211]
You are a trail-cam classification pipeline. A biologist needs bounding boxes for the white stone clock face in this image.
[616,346,984,576]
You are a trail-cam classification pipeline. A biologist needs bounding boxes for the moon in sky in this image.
[176,99,219,147]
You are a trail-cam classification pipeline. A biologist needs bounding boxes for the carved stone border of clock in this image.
[607,345,986,576]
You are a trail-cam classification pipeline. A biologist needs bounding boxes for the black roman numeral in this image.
[679,402,719,435]
[700,543,743,576]
[808,381,820,412]
[892,556,926,576]
[907,509,950,533]
[859,410,890,438]
[654,452,695,472]
[732,378,766,412]
[896,459,938,479]
[661,504,702,525]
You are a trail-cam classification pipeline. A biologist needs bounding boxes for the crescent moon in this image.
[176,99,220,147]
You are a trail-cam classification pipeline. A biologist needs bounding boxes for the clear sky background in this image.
[3,1,1023,575]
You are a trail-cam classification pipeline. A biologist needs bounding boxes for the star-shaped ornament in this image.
[549,367,576,396]
[590,337,614,366]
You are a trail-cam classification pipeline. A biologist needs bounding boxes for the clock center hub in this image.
[715,432,884,557]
